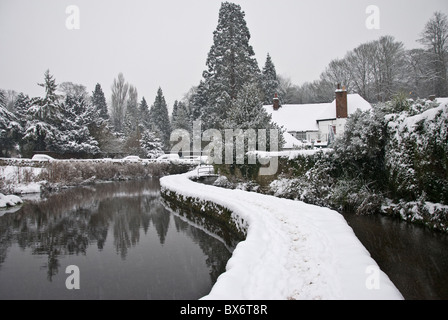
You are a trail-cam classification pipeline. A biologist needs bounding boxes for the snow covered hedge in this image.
[385,100,448,204]
[267,97,448,232]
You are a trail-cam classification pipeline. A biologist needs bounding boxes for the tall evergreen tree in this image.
[0,101,22,157]
[13,92,31,124]
[139,97,151,130]
[92,83,109,121]
[148,87,171,148]
[223,82,283,178]
[189,81,208,122]
[225,83,272,130]
[171,100,180,123]
[171,101,191,132]
[201,2,261,129]
[261,53,280,104]
[31,69,64,126]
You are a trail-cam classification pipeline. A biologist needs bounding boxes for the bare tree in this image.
[373,35,406,101]
[111,73,129,132]
[346,42,376,101]
[404,48,434,98]
[321,58,353,92]
[418,11,448,97]
[59,82,87,98]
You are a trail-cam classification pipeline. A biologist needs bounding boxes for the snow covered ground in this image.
[160,170,403,300]
[0,193,23,209]
[0,165,44,194]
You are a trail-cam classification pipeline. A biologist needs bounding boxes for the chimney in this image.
[335,84,348,118]
[273,93,281,111]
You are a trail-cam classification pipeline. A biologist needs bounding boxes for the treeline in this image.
[279,12,448,104]
[0,2,281,159]
[0,71,173,158]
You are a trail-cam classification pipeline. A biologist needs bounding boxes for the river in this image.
[0,179,233,300]
[2,178,446,300]
[342,212,448,300]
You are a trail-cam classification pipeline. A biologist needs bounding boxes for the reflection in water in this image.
[0,179,234,300]
[342,212,448,300]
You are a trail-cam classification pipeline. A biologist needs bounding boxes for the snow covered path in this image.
[160,171,403,300]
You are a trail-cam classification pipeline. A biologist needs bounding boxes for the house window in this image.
[295,132,307,141]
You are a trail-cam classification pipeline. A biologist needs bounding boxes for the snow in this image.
[396,103,445,133]
[0,165,44,194]
[160,170,403,300]
[264,94,372,133]
[0,193,23,209]
[282,131,303,149]
[249,148,332,161]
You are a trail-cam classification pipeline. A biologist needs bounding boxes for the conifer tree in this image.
[262,53,280,104]
[189,81,208,122]
[226,83,267,129]
[201,2,261,129]
[148,87,171,148]
[32,69,64,126]
[171,100,179,123]
[13,93,31,124]
[22,70,100,157]
[140,129,164,159]
[92,83,109,121]
[0,99,23,157]
[139,97,151,130]
[171,101,191,132]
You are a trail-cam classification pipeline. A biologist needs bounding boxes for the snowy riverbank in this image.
[0,158,183,196]
[160,170,403,300]
[0,193,23,209]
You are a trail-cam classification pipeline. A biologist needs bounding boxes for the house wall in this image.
[290,131,320,143]
[317,118,347,142]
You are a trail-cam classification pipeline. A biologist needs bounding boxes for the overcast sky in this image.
[0,0,447,108]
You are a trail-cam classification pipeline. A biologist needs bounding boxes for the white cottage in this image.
[265,86,372,148]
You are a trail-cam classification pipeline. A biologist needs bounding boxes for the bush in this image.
[40,161,169,186]
[330,178,383,215]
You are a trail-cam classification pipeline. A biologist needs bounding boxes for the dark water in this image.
[342,212,448,300]
[0,179,233,300]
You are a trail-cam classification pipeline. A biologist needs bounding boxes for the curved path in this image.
[160,171,403,300]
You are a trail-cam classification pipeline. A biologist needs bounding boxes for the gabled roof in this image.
[282,131,303,149]
[264,94,372,132]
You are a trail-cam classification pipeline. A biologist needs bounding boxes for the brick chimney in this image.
[273,93,281,111]
[335,84,348,118]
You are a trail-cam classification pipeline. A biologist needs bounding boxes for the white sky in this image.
[0,0,447,108]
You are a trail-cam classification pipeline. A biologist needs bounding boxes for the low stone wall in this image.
[161,188,247,248]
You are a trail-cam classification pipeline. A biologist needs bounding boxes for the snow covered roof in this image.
[264,94,372,132]
[282,131,303,149]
